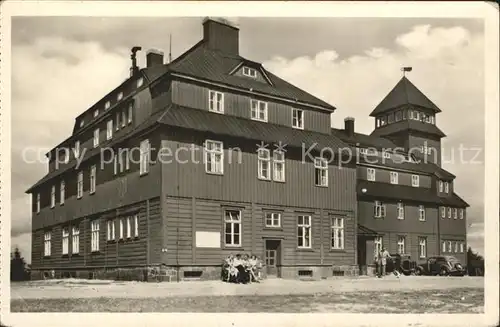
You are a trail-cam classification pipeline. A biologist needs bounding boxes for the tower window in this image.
[395,111,402,122]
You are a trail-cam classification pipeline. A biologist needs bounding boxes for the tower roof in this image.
[369,76,441,117]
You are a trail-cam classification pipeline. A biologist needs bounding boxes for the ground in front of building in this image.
[11,275,483,313]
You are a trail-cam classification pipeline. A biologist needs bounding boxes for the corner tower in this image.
[369,75,446,166]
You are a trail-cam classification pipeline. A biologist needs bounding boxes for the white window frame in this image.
[74,140,80,159]
[50,185,56,208]
[444,182,449,193]
[397,236,406,254]
[454,241,458,253]
[411,174,420,187]
[93,128,100,148]
[418,205,426,221]
[390,171,398,184]
[71,226,80,254]
[121,110,126,128]
[448,207,452,219]
[383,151,391,159]
[90,165,96,194]
[128,104,133,124]
[208,90,224,114]
[273,150,285,182]
[126,216,132,239]
[94,109,99,118]
[44,231,51,257]
[419,237,427,258]
[265,212,281,228]
[397,202,405,219]
[119,218,124,240]
[297,215,312,249]
[250,99,268,122]
[60,181,65,205]
[224,210,242,247]
[104,101,111,110]
[448,240,452,253]
[257,148,271,180]
[314,157,328,187]
[367,168,376,181]
[292,108,304,129]
[442,241,447,253]
[106,120,113,140]
[79,119,84,128]
[91,220,100,252]
[331,217,344,250]
[137,77,144,88]
[460,242,464,253]
[439,180,443,192]
[441,207,446,218]
[107,220,115,241]
[204,140,224,175]
[242,66,257,78]
[374,201,386,218]
[116,112,120,131]
[140,139,151,175]
[374,236,383,257]
[134,214,139,237]
[36,193,40,213]
[460,209,464,219]
[77,171,83,199]
[117,92,123,101]
[62,227,70,255]
[453,208,458,219]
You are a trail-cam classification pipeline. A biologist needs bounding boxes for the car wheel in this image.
[439,268,449,276]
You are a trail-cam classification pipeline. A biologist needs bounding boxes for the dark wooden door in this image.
[265,240,281,277]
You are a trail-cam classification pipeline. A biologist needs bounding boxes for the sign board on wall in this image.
[195,231,220,248]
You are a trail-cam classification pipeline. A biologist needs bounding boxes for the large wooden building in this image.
[27,17,468,281]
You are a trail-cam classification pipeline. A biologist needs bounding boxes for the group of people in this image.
[375,246,395,278]
[222,254,262,284]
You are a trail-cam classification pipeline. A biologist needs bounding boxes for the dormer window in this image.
[94,109,99,117]
[137,77,144,88]
[117,92,123,101]
[444,182,449,193]
[242,66,257,78]
[105,101,111,110]
[79,119,84,128]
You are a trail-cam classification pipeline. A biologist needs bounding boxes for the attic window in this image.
[137,77,144,88]
[79,120,84,128]
[105,101,111,110]
[242,66,257,78]
[94,109,99,118]
[117,92,123,101]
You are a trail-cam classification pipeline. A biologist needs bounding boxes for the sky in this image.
[11,17,485,263]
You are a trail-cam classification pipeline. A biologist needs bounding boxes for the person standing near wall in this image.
[378,247,392,278]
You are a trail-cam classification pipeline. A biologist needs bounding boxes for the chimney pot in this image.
[344,117,355,137]
[146,49,164,67]
[202,17,239,56]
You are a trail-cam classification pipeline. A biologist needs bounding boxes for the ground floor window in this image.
[44,231,51,257]
[297,215,311,248]
[91,220,100,252]
[62,227,69,255]
[419,237,427,258]
[397,236,405,254]
[331,216,344,249]
[72,226,80,254]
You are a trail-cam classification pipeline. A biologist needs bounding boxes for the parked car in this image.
[386,253,417,276]
[415,256,465,276]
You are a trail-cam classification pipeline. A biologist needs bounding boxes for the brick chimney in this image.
[345,117,355,137]
[202,17,239,56]
[146,49,164,67]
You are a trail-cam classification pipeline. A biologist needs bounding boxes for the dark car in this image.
[386,253,417,276]
[415,256,465,276]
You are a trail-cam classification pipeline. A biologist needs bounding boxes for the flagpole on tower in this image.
[401,66,413,77]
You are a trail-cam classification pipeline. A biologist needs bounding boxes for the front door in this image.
[265,240,281,277]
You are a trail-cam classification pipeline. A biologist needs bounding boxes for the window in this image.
[397,236,406,254]
[137,77,144,88]
[367,168,376,181]
[117,92,123,101]
[44,231,51,256]
[447,241,452,253]
[127,104,133,124]
[374,201,386,218]
[79,119,84,128]
[418,205,426,221]
[224,210,241,247]
[119,219,124,239]
[104,101,111,110]
[390,171,398,184]
[91,220,100,252]
[62,227,69,255]
[359,148,368,155]
[107,220,115,241]
[63,149,69,164]
[93,128,100,148]
[414,111,420,121]
[265,212,281,228]
[90,165,96,194]
[113,155,118,175]
[242,66,257,78]
[126,216,132,238]
[204,140,223,174]
[77,171,83,199]
[448,207,452,219]
[383,151,391,159]
[395,111,402,122]
[209,90,224,113]
[134,214,139,237]
[106,120,113,140]
[419,237,427,258]
[397,202,405,219]
[441,207,446,218]
[140,139,151,175]
[409,110,414,120]
[454,241,458,253]
[388,113,394,124]
[116,112,120,131]
[439,181,443,192]
[374,236,383,257]
[444,182,449,193]
[380,116,387,126]
[453,208,458,219]
[121,110,126,127]
[460,242,464,253]
[442,241,446,253]
[257,148,271,180]
[292,108,304,129]
[460,209,464,219]
[71,226,80,254]
[411,175,419,187]
[36,193,40,213]
[94,109,99,117]
[250,99,268,122]
[314,157,328,187]
[273,150,285,182]
[74,140,80,159]
[60,181,65,205]
[402,109,407,120]
[297,215,311,248]
[331,217,344,250]
[50,185,56,208]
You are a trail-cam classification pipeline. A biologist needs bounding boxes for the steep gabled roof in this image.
[165,41,335,111]
[370,120,446,138]
[370,76,441,117]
